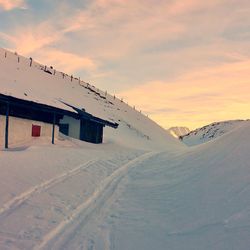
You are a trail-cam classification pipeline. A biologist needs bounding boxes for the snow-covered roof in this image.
[0,48,116,125]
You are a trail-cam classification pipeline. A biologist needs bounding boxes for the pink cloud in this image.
[1,22,62,55]
[34,49,97,73]
[1,0,249,129]
[0,20,98,78]
[0,0,27,11]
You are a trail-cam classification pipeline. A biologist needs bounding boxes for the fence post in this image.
[52,112,56,144]
[5,102,9,149]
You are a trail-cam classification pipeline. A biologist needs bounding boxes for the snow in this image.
[89,122,250,250]
[181,120,247,146]
[1,47,250,250]
[168,126,190,139]
[0,140,147,249]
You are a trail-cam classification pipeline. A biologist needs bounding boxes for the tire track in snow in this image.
[0,159,97,218]
[35,151,157,250]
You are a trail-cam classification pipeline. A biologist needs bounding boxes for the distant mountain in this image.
[180,120,248,146]
[168,127,190,138]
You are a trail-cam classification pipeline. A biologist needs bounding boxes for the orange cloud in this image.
[118,60,250,129]
[0,0,26,10]
[0,18,98,78]
[34,49,97,73]
[1,0,249,131]
[1,22,61,55]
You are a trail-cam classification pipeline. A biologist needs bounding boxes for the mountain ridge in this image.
[180,119,249,146]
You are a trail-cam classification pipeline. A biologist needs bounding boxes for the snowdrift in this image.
[104,121,250,250]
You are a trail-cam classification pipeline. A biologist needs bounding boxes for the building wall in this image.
[80,119,104,143]
[0,115,59,148]
[59,115,80,139]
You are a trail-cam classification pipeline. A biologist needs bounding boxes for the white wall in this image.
[0,115,59,148]
[59,115,80,140]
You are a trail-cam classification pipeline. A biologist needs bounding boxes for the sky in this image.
[0,0,250,129]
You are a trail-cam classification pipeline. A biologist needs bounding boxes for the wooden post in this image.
[5,103,9,149]
[52,112,56,144]
[95,124,98,144]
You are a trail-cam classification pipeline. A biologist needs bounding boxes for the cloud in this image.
[0,20,98,77]
[0,21,63,55]
[118,59,250,129]
[1,0,250,129]
[0,0,27,11]
[34,49,97,73]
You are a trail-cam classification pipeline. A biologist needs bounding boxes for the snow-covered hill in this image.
[0,48,181,150]
[168,126,190,138]
[180,120,248,146]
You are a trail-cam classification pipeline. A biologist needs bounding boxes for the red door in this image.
[32,124,41,137]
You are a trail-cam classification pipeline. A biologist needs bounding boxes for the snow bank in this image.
[99,121,250,250]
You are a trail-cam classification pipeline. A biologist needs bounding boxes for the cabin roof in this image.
[0,94,118,128]
[0,48,119,127]
[60,101,118,128]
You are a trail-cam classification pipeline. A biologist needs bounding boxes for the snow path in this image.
[35,151,157,250]
[0,160,95,217]
[0,148,153,250]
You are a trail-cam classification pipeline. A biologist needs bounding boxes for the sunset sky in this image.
[0,0,250,129]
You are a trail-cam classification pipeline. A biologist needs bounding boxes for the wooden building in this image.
[0,94,118,149]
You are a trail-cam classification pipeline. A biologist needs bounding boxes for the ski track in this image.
[0,159,96,218]
[35,151,157,250]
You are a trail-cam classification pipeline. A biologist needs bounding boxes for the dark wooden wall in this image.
[0,100,62,124]
[80,119,104,143]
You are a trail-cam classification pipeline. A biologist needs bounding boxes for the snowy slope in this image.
[168,126,190,138]
[180,120,247,146]
[87,121,250,250]
[0,116,246,250]
[0,48,181,150]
